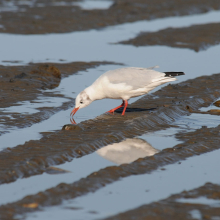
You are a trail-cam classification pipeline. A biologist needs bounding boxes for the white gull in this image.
[70,66,184,116]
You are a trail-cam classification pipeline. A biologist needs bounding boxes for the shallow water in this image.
[0,126,178,206]
[177,197,220,207]
[189,210,203,220]
[1,96,70,114]
[1,11,220,76]
[0,0,113,11]
[1,111,219,207]
[0,64,126,149]
[174,113,220,130]
[24,144,220,220]
[0,153,114,206]
[1,5,220,220]
[72,0,113,10]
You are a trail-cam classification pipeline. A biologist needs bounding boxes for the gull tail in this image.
[164,72,185,77]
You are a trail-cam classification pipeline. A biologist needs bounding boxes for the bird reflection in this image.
[96,138,159,165]
[70,117,77,124]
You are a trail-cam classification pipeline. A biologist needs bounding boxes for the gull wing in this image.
[103,67,168,90]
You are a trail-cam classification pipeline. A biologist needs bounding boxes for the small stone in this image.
[46,167,71,175]
[213,100,220,107]
[23,203,38,208]
[208,109,220,115]
[62,124,82,131]
[14,72,27,79]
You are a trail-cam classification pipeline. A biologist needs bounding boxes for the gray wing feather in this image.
[103,67,165,89]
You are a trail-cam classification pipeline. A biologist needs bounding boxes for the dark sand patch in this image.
[0,72,220,186]
[1,120,220,219]
[0,61,116,131]
[0,61,114,108]
[119,22,220,52]
[0,0,220,34]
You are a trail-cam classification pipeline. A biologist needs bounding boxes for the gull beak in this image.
[70,107,79,117]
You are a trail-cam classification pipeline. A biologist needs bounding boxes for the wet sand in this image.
[0,61,115,109]
[1,0,220,34]
[1,100,220,219]
[3,72,220,184]
[119,22,220,52]
[1,1,220,219]
[1,62,220,220]
[0,61,115,132]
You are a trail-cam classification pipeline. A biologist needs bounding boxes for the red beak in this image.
[70,107,79,117]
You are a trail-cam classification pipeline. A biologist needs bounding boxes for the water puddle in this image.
[2,108,220,208]
[200,100,220,112]
[0,11,220,149]
[139,127,182,151]
[25,147,220,220]
[0,1,19,12]
[0,0,113,12]
[0,153,114,206]
[177,197,220,207]
[0,0,44,12]
[0,126,181,206]
[3,110,216,219]
[0,64,125,149]
[0,96,70,114]
[72,0,113,10]
[189,209,203,220]
[1,11,220,82]
[1,7,220,219]
[174,113,220,130]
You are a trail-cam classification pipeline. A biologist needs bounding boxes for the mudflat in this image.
[1,1,220,219]
[0,0,220,34]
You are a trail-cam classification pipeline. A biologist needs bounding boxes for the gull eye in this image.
[80,101,83,104]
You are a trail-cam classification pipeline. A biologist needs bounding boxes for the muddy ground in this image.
[0,61,116,133]
[1,0,220,219]
[0,0,220,34]
[0,61,115,109]
[119,22,220,52]
[0,72,220,219]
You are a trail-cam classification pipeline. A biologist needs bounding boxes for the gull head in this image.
[70,91,92,116]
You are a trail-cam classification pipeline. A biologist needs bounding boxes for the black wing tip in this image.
[164,72,185,77]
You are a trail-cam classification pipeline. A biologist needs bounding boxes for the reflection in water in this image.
[45,167,71,175]
[96,138,159,165]
[70,117,77,125]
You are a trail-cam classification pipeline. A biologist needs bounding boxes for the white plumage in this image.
[96,138,159,165]
[70,66,184,117]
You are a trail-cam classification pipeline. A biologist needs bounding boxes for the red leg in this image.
[107,101,124,113]
[122,100,128,115]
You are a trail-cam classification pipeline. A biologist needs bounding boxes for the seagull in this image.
[70,66,184,117]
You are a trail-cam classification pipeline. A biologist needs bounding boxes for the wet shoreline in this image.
[105,182,220,220]
[1,1,220,219]
[1,0,220,34]
[0,61,115,133]
[0,72,219,184]
[1,107,220,219]
[119,22,220,52]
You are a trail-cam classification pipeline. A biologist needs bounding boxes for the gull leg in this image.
[107,101,125,113]
[122,100,128,115]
